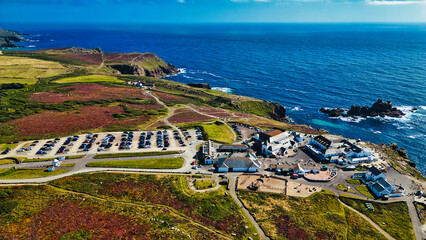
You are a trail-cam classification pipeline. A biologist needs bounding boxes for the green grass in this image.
[87,158,184,169]
[54,75,123,83]
[193,179,216,190]
[0,159,16,165]
[61,163,76,167]
[335,183,355,193]
[201,123,234,144]
[24,155,85,163]
[0,167,69,179]
[340,193,365,199]
[340,196,415,240]
[0,143,18,151]
[355,186,376,199]
[346,179,363,185]
[93,151,180,159]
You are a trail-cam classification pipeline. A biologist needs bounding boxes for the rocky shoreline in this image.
[0,29,24,49]
[320,99,414,118]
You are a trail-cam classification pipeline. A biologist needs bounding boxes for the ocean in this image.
[4,23,426,175]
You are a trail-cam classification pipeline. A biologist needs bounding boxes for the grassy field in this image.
[340,196,415,240]
[53,74,123,83]
[0,185,229,239]
[0,159,15,165]
[336,183,355,193]
[238,191,387,240]
[93,151,180,159]
[50,173,259,239]
[355,186,376,199]
[346,178,363,185]
[87,157,184,169]
[0,143,18,151]
[0,167,69,179]
[201,123,234,144]
[23,155,86,163]
[61,163,76,167]
[193,179,216,190]
[0,55,66,84]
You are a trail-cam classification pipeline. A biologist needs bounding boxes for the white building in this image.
[353,166,403,198]
[217,152,260,173]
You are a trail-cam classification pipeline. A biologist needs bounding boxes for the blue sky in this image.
[0,0,425,23]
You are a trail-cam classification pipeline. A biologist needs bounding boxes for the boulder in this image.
[187,83,211,89]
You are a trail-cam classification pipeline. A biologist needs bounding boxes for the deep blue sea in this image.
[3,23,426,175]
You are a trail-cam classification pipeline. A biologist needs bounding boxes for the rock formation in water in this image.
[320,99,406,118]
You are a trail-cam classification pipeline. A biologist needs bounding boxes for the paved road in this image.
[228,174,270,240]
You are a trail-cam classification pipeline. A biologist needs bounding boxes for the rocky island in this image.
[320,99,407,118]
[0,28,24,49]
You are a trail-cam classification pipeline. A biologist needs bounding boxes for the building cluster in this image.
[127,81,155,89]
[201,142,261,173]
[306,135,377,165]
[352,166,404,198]
[253,129,305,156]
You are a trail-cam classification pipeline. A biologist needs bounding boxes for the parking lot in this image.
[3,129,196,159]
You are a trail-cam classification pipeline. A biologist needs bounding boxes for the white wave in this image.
[212,87,232,93]
[339,116,365,123]
[182,75,203,81]
[291,106,303,111]
[371,130,382,134]
[28,39,39,42]
[408,135,416,139]
[50,39,55,42]
[420,106,426,110]
[177,68,187,74]
[26,45,36,48]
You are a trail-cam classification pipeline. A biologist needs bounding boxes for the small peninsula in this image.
[0,28,24,49]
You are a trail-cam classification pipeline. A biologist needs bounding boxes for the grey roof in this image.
[314,135,331,148]
[217,153,259,169]
[371,182,386,193]
[377,178,392,189]
[218,144,248,152]
[369,166,382,176]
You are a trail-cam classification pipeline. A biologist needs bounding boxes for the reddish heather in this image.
[153,91,194,103]
[104,52,157,63]
[2,198,153,239]
[273,214,310,240]
[9,106,149,137]
[30,84,150,103]
[168,108,214,124]
[189,105,235,118]
[124,103,163,110]
[62,53,104,65]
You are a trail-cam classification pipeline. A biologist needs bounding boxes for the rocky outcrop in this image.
[320,99,407,118]
[187,83,211,89]
[270,103,287,122]
[0,29,24,49]
[109,63,178,78]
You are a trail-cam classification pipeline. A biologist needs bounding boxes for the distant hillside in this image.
[0,29,24,48]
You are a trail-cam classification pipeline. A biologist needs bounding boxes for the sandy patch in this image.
[286,181,321,197]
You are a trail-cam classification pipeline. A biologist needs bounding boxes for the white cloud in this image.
[366,0,426,4]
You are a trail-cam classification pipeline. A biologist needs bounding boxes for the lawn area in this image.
[0,143,18,151]
[335,183,355,193]
[23,155,86,163]
[61,163,76,167]
[238,191,387,240]
[346,178,363,185]
[201,123,234,144]
[340,196,415,240]
[50,173,259,239]
[93,151,180,159]
[0,167,69,179]
[193,179,216,190]
[54,75,123,83]
[355,186,376,199]
[87,158,184,169]
[0,159,16,165]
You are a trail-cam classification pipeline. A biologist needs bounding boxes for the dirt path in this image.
[228,175,270,240]
[338,199,396,240]
[48,184,232,240]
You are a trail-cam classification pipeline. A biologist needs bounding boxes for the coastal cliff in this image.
[0,29,24,48]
